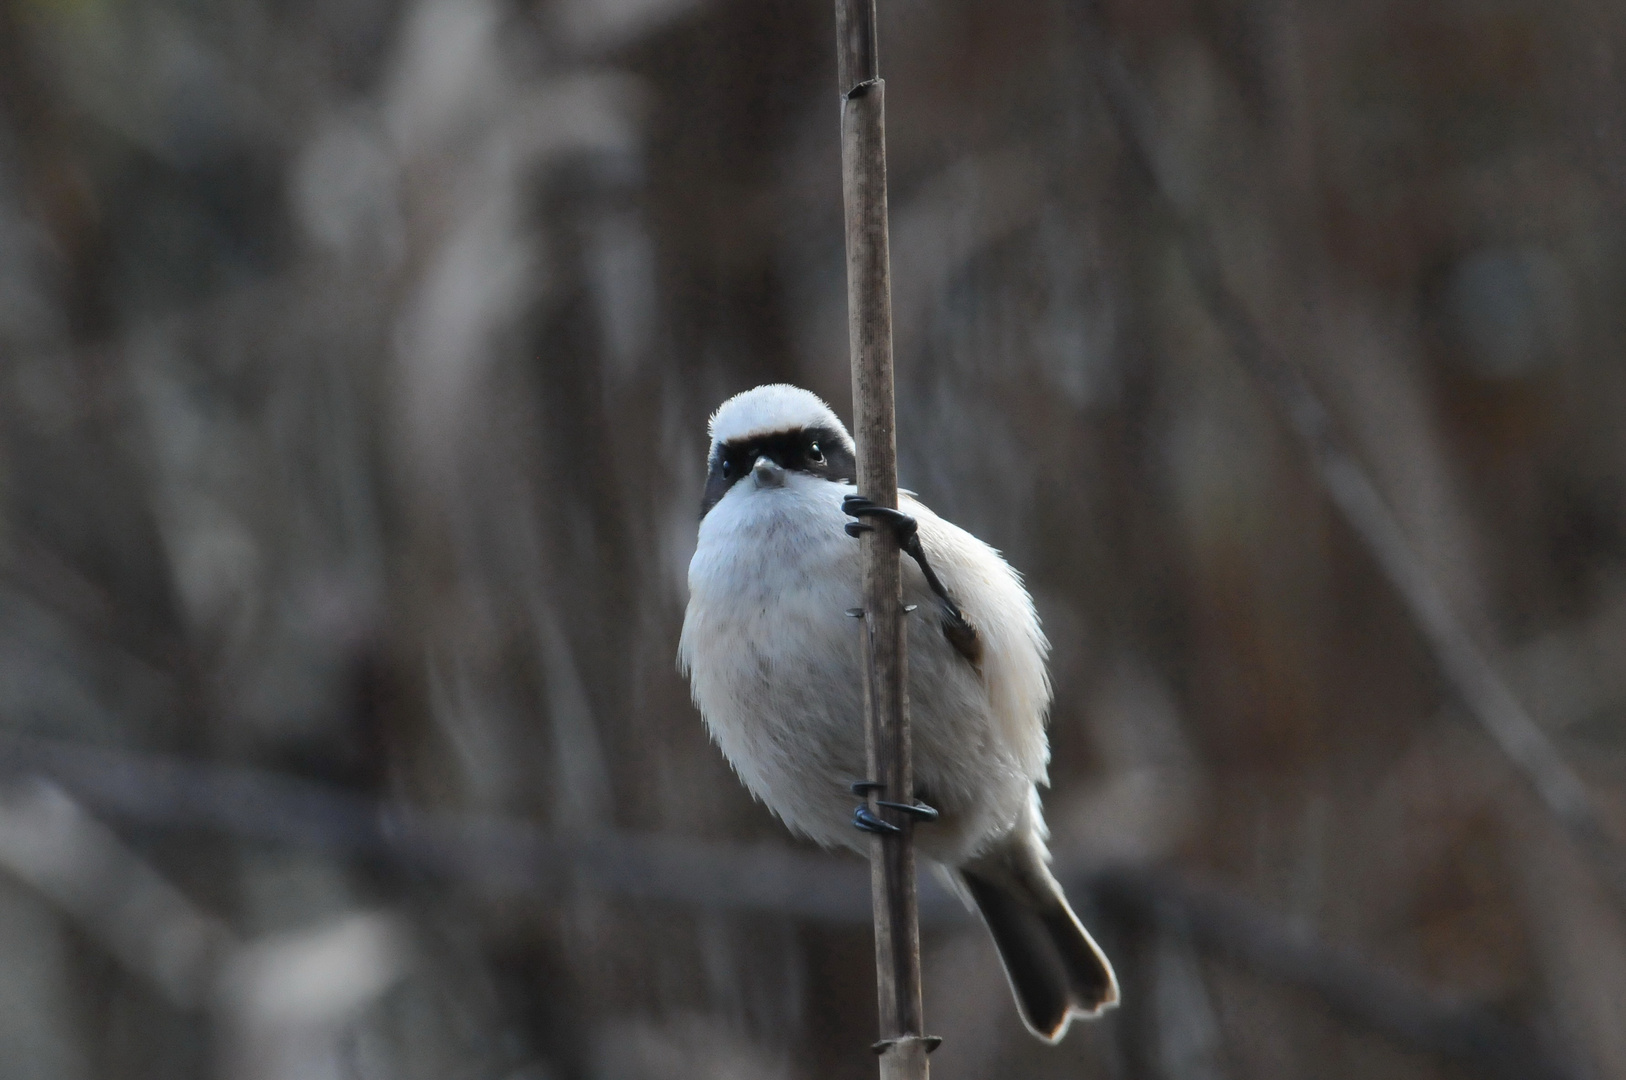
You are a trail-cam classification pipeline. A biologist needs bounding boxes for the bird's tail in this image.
[959,834,1119,1042]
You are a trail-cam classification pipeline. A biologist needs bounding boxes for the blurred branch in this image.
[0,773,410,1080]
[0,778,229,1007]
[1069,2,1626,913]
[1088,868,1581,1080]
[0,731,888,920]
[0,731,1577,1079]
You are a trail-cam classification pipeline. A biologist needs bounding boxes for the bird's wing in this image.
[902,496,1053,776]
[940,603,984,668]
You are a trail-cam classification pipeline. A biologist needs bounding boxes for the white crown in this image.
[708,384,855,452]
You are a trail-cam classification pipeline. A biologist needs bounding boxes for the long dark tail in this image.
[960,835,1119,1042]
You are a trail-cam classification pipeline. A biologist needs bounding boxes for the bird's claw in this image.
[843,495,967,634]
[879,798,940,821]
[843,496,919,545]
[850,779,939,834]
[853,804,902,835]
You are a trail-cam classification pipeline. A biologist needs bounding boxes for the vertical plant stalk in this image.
[835,1,932,1077]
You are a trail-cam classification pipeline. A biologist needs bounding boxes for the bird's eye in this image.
[808,441,825,465]
[720,458,734,479]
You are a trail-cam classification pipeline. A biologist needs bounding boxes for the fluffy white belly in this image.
[679,475,1031,863]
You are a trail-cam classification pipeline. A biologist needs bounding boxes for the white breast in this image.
[679,473,1049,864]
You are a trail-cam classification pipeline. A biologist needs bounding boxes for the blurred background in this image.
[2,0,1626,1076]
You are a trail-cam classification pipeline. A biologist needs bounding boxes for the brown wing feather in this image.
[941,604,983,670]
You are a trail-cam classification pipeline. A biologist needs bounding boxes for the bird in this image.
[678,383,1119,1041]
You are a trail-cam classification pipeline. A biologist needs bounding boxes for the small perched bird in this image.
[679,384,1118,1041]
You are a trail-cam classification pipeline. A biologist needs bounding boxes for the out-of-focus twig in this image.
[0,731,889,920]
[0,732,1578,1079]
[0,772,410,1080]
[1070,4,1626,913]
[1088,868,1580,1080]
[0,778,229,1007]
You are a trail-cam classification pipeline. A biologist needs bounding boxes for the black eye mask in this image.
[700,425,856,518]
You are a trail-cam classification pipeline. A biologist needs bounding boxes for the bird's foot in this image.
[850,780,939,835]
[843,496,971,637]
[853,803,900,835]
[843,495,918,544]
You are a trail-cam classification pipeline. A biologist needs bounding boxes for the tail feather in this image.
[961,839,1119,1042]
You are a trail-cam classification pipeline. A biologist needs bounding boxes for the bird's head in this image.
[701,385,857,517]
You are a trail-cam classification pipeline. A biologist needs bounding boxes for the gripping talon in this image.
[854,805,902,835]
[843,494,967,631]
[842,495,919,544]
[876,799,939,822]
[850,779,939,833]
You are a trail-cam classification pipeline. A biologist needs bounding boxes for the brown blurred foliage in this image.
[0,0,1624,1077]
